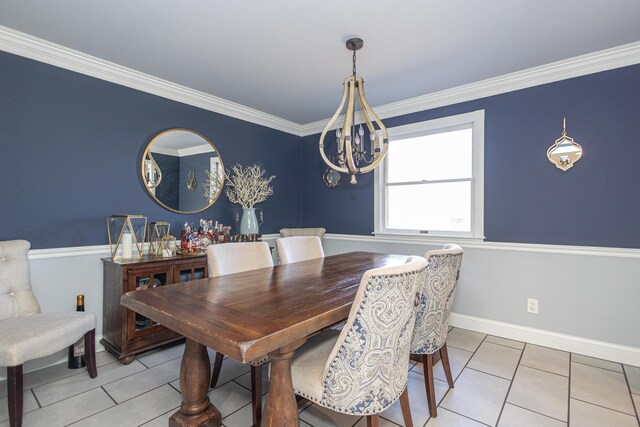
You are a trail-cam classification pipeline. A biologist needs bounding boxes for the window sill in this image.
[372,231,486,244]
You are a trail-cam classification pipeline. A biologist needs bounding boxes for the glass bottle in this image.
[67,295,86,369]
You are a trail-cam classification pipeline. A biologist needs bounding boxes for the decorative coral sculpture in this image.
[224,164,275,208]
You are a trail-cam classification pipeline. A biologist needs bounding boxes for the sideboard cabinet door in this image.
[101,255,207,364]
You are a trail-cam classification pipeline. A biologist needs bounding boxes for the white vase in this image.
[240,208,260,235]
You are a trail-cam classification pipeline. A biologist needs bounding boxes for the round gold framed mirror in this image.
[142,128,224,214]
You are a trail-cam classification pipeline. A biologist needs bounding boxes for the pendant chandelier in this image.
[319,38,388,184]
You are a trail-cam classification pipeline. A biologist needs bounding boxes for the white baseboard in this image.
[450,313,640,367]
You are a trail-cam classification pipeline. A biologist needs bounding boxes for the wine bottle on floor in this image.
[68,294,86,369]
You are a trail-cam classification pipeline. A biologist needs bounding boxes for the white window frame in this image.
[374,110,485,240]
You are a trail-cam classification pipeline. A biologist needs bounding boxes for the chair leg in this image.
[209,352,225,389]
[366,414,380,427]
[440,343,454,388]
[7,364,22,427]
[83,329,97,378]
[251,365,263,427]
[399,387,414,427]
[423,354,437,418]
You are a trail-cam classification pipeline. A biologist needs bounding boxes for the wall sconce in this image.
[547,118,583,171]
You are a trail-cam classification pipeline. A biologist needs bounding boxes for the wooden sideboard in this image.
[101,254,208,364]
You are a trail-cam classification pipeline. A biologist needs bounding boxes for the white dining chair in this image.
[275,236,324,265]
[0,240,97,427]
[289,256,428,427]
[206,242,273,427]
[279,227,326,242]
[410,244,464,417]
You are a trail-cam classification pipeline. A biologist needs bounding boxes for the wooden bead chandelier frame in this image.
[319,38,389,184]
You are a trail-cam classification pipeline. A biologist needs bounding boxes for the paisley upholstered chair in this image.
[410,244,464,417]
[289,256,428,427]
[0,240,97,427]
[279,227,326,242]
[275,236,325,265]
[206,242,273,427]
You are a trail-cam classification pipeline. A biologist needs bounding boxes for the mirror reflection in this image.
[142,129,224,214]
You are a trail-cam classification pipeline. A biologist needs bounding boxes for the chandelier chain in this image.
[352,45,357,78]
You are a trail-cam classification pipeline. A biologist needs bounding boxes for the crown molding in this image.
[2,25,639,139]
[301,41,640,136]
[0,25,303,136]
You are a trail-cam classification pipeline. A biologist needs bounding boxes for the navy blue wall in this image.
[2,49,639,250]
[0,51,302,249]
[301,64,640,248]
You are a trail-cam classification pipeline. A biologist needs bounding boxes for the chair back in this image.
[276,236,324,265]
[411,244,464,355]
[320,256,428,414]
[207,242,273,277]
[0,240,41,320]
[279,227,326,242]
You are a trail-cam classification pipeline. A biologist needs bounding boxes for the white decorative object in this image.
[225,164,275,235]
[121,232,133,259]
[225,164,275,208]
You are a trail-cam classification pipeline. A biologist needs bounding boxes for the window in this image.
[374,110,484,239]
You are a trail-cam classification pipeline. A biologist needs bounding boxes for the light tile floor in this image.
[1,328,639,427]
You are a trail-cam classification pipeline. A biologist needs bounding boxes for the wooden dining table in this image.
[121,251,409,426]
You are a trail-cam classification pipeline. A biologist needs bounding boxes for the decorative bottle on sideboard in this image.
[68,294,86,369]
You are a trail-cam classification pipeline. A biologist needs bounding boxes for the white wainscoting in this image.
[323,234,640,367]
[6,232,637,381]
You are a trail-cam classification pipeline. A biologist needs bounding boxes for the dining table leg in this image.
[261,339,306,427]
[170,338,221,427]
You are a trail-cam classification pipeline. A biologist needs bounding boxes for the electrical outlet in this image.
[527,298,539,314]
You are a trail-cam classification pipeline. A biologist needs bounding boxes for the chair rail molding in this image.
[1,25,639,138]
[27,234,281,260]
[26,233,640,260]
[325,233,640,259]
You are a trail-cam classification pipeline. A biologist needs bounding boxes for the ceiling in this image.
[1,0,639,125]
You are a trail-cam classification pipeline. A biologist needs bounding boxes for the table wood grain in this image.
[121,251,409,426]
